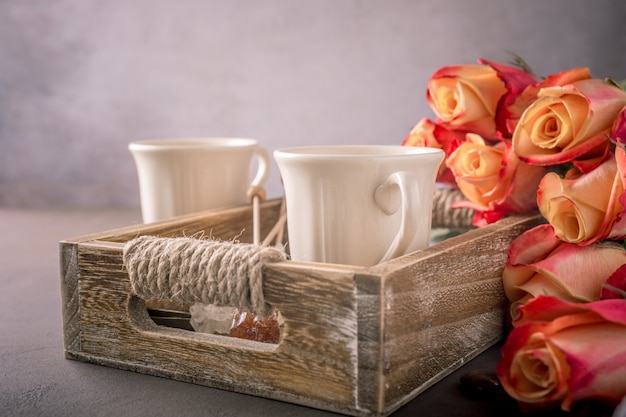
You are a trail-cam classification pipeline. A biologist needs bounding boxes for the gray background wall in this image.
[2,0,626,208]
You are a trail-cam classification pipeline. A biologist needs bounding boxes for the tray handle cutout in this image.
[123,235,287,344]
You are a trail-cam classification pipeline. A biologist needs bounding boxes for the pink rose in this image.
[502,224,626,320]
[513,78,626,172]
[446,134,546,225]
[426,64,507,138]
[496,295,626,412]
[402,118,465,186]
[537,155,626,245]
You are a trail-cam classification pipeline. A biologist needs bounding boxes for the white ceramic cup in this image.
[129,137,270,223]
[274,145,444,266]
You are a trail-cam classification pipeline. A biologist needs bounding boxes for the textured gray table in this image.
[1,208,519,417]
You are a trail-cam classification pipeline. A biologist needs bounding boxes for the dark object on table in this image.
[459,371,507,401]
[459,370,620,417]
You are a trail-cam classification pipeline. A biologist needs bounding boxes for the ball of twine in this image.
[123,235,287,318]
[431,187,475,230]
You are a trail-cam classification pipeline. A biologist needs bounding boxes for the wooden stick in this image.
[261,198,287,247]
[253,195,261,246]
[247,185,267,246]
[275,198,286,246]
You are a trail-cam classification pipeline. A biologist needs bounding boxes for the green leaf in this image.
[507,52,537,78]
[605,77,625,90]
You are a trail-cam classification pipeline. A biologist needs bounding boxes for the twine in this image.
[431,187,475,230]
[123,235,287,318]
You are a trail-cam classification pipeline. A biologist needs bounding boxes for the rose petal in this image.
[478,58,538,137]
[516,243,626,301]
[601,264,626,300]
[553,320,626,409]
[503,225,626,316]
[514,295,626,329]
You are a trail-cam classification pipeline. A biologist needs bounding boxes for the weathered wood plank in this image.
[356,273,384,413]
[59,241,81,355]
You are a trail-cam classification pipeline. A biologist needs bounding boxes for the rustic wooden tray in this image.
[59,197,541,416]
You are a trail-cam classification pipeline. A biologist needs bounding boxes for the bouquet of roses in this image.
[403,57,626,414]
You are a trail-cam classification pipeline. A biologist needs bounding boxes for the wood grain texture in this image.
[71,242,363,414]
[361,213,543,414]
[59,201,542,417]
[59,242,81,353]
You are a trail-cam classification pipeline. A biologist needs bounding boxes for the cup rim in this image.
[129,137,259,151]
[274,145,444,159]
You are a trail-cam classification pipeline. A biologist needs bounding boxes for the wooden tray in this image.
[59,198,541,416]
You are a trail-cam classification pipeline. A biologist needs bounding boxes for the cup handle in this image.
[374,171,419,264]
[251,147,270,188]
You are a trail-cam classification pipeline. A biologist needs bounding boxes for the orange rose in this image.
[426,64,507,138]
[496,296,626,412]
[402,118,465,186]
[504,67,592,135]
[513,78,626,172]
[537,155,626,245]
[446,134,546,225]
[502,224,626,320]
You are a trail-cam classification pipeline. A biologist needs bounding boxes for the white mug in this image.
[274,145,444,266]
[129,137,269,223]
